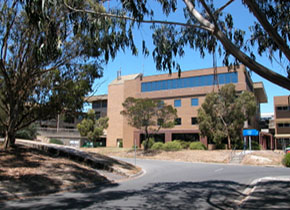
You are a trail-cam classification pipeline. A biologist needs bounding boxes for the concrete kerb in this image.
[236,176,290,207]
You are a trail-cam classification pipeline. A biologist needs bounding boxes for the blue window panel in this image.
[205,75,214,86]
[225,74,231,84]
[176,79,182,88]
[218,74,225,84]
[161,80,167,90]
[174,99,181,107]
[232,72,238,83]
[192,77,198,87]
[141,83,146,92]
[172,79,177,89]
[191,98,199,106]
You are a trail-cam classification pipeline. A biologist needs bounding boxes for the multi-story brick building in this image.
[274,95,290,149]
[90,65,267,148]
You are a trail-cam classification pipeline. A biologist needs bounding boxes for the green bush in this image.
[151,142,164,150]
[15,124,38,140]
[163,140,182,151]
[215,143,226,149]
[142,138,155,149]
[251,141,261,150]
[189,142,206,150]
[174,140,190,149]
[283,153,290,167]
[49,138,64,145]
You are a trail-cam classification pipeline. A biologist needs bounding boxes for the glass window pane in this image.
[191,98,199,106]
[174,99,181,107]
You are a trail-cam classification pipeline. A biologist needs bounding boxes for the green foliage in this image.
[189,142,206,150]
[121,97,177,151]
[142,138,155,150]
[251,141,261,150]
[77,109,108,142]
[215,144,226,150]
[49,138,64,145]
[283,153,290,167]
[15,124,38,140]
[151,142,165,150]
[198,84,256,149]
[163,141,182,151]
[174,140,190,149]
[0,0,138,148]
[119,140,123,148]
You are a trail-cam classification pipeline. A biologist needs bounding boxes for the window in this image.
[92,101,101,109]
[175,118,181,125]
[174,99,181,107]
[101,100,107,108]
[191,98,199,106]
[277,106,289,111]
[95,112,101,120]
[141,72,238,92]
[191,117,198,125]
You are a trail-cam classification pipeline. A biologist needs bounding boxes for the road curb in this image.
[236,176,290,207]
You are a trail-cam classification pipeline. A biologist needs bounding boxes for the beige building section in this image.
[104,65,267,148]
[274,95,290,140]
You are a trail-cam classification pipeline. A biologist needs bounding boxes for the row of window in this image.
[174,98,199,107]
[141,72,238,92]
[276,106,290,111]
[277,123,290,128]
[175,117,198,125]
[92,100,107,109]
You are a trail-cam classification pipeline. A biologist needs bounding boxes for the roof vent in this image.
[117,69,121,80]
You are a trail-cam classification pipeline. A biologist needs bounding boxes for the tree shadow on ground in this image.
[0,146,41,168]
[0,180,251,210]
[240,180,290,209]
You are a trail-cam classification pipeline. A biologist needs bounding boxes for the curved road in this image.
[1,158,290,209]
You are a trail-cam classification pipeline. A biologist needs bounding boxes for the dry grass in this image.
[82,147,285,166]
[0,145,111,201]
[81,148,232,163]
[241,150,284,166]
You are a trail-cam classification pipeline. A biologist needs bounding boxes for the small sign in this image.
[243,129,259,136]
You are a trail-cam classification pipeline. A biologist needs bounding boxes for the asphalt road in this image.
[1,158,290,210]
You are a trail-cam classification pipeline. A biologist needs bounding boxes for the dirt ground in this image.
[0,144,139,201]
[81,147,285,166]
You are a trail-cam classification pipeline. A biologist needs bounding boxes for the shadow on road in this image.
[240,180,290,209]
[0,180,248,210]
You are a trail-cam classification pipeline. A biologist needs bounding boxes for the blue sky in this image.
[89,1,289,114]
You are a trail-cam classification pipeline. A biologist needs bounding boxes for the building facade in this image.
[96,65,267,148]
[274,95,290,149]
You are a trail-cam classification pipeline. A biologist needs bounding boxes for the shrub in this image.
[142,137,155,149]
[251,141,261,150]
[189,142,206,150]
[216,144,226,149]
[283,153,290,167]
[163,141,182,151]
[15,124,38,140]
[151,142,164,150]
[174,140,190,149]
[49,138,64,145]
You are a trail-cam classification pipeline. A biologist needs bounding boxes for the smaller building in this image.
[274,95,290,149]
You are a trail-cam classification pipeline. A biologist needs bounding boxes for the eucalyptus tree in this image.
[0,0,137,149]
[197,84,257,149]
[121,97,177,151]
[66,0,290,90]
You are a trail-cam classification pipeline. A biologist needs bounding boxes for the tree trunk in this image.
[144,126,150,151]
[3,129,16,150]
[227,135,231,150]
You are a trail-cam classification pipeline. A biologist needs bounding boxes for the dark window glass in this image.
[191,117,198,125]
[175,118,181,125]
[95,112,101,120]
[93,101,102,109]
[102,100,107,108]
[278,123,283,128]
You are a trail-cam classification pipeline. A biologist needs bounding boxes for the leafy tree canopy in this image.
[197,84,257,149]
[0,0,136,149]
[66,0,290,90]
[77,109,108,142]
[121,97,177,150]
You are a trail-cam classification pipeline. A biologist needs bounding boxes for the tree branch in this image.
[64,0,210,31]
[243,0,290,61]
[214,0,234,15]
[184,0,290,90]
